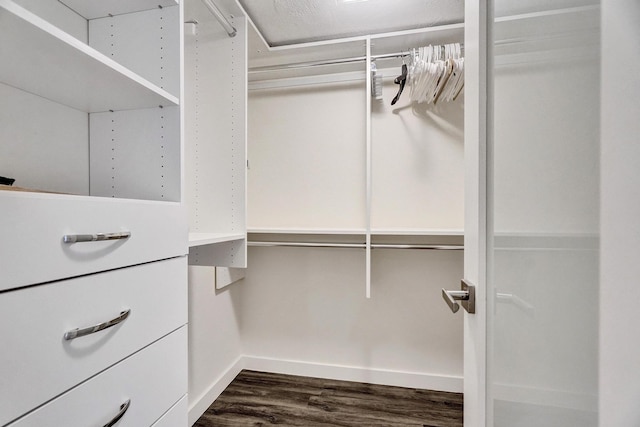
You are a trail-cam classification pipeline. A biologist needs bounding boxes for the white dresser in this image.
[0,0,188,425]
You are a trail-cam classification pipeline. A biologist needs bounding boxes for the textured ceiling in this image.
[233,0,600,70]
[238,0,464,47]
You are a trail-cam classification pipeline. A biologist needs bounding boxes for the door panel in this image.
[486,2,600,426]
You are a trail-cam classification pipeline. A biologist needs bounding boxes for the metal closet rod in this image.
[248,241,463,250]
[249,44,465,73]
[200,0,236,37]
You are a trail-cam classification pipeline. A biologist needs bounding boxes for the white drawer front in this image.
[8,327,187,427]
[151,395,187,427]
[0,192,187,292]
[0,257,187,426]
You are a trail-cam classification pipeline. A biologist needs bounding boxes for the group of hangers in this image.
[391,43,464,106]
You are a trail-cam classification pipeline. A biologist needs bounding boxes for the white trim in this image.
[464,0,489,425]
[242,355,463,393]
[187,356,244,426]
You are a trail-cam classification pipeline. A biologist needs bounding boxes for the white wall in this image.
[187,266,243,424]
[243,76,465,390]
[0,83,89,194]
[372,77,464,231]
[237,246,463,390]
[248,76,464,232]
[248,81,367,230]
[599,1,640,425]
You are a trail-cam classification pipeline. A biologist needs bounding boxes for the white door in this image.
[461,1,488,426]
[463,1,601,426]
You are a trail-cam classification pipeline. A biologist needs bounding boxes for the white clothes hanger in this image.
[405,43,464,104]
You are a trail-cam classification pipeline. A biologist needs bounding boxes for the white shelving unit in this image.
[0,0,182,200]
[184,0,248,268]
[1,0,186,289]
[0,0,178,113]
[0,0,188,424]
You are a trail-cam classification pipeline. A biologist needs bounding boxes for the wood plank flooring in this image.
[194,370,463,427]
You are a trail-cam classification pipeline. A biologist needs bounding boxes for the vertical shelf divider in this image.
[365,37,372,299]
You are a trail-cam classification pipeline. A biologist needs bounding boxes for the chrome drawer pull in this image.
[103,399,130,427]
[62,232,131,244]
[63,309,131,340]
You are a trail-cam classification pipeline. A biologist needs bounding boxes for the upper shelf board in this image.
[247,228,464,236]
[369,23,464,56]
[247,227,367,235]
[58,0,178,19]
[0,0,178,112]
[248,23,464,71]
[189,232,246,248]
[372,229,464,236]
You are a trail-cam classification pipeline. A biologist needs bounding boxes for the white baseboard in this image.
[188,356,245,426]
[242,355,463,393]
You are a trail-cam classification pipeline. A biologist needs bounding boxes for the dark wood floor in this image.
[194,370,463,427]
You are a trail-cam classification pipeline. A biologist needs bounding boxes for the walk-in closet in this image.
[186,0,467,423]
[1,0,638,426]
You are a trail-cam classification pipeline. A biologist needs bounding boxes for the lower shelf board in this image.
[194,370,463,427]
[0,184,66,194]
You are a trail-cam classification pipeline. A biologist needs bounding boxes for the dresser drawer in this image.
[151,395,187,427]
[7,327,187,427]
[0,192,188,292]
[0,257,187,426]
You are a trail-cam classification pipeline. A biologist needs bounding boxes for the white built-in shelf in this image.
[248,227,366,235]
[246,228,464,250]
[369,23,465,57]
[371,229,464,236]
[59,0,178,19]
[247,228,464,250]
[0,0,178,113]
[188,232,246,248]
[248,228,464,237]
